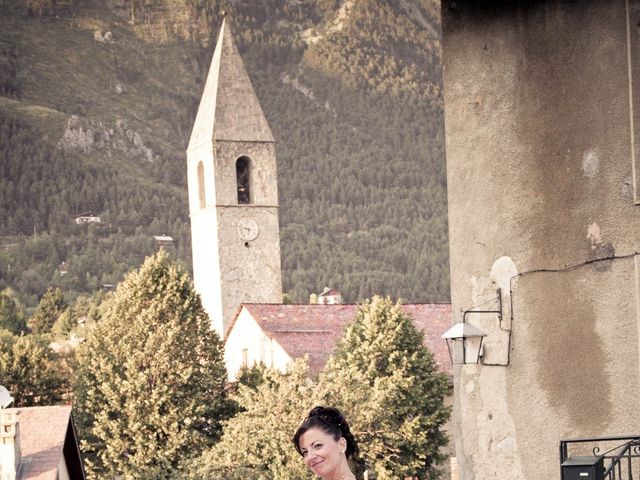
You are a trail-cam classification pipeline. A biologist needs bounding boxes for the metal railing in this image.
[560,435,640,479]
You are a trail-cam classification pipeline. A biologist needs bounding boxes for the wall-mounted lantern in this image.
[442,322,487,365]
[442,288,512,366]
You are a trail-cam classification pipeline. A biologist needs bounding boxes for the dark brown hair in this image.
[293,406,359,460]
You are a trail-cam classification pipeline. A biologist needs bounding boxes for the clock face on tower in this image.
[237,219,259,241]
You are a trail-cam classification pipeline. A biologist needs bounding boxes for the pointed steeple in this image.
[188,19,274,151]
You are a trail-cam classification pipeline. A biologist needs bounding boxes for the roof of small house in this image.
[16,405,85,480]
[229,303,452,376]
[153,235,174,242]
[318,287,341,297]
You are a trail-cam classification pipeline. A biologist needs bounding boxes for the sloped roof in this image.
[238,303,452,375]
[239,304,356,374]
[153,235,174,242]
[17,405,84,480]
[187,18,274,151]
[318,288,341,297]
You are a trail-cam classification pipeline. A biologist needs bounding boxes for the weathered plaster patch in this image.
[490,256,518,334]
[465,380,475,394]
[592,242,615,271]
[496,435,516,453]
[470,367,525,479]
[458,259,524,479]
[587,222,602,246]
[581,148,600,178]
[470,274,493,306]
[490,256,518,293]
[586,222,614,271]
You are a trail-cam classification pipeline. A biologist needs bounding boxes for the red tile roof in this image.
[240,303,452,376]
[17,405,72,480]
[400,304,453,376]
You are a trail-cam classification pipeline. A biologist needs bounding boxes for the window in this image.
[197,161,206,209]
[236,157,251,204]
[241,348,249,367]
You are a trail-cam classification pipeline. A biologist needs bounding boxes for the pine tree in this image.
[0,290,27,334]
[184,359,316,480]
[318,296,450,480]
[74,251,232,479]
[52,306,76,339]
[29,286,66,334]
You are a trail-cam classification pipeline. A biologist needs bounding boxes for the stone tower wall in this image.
[212,141,278,206]
[216,204,282,334]
[187,138,282,336]
[188,139,224,334]
[187,20,282,337]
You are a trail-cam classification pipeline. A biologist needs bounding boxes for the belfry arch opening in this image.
[197,161,206,209]
[236,156,251,204]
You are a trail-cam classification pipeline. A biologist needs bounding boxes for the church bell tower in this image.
[186,19,282,337]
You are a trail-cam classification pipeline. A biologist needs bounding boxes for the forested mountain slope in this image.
[0,0,448,309]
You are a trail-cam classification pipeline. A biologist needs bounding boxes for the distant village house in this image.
[315,287,343,305]
[73,213,101,224]
[153,235,174,250]
[58,261,68,277]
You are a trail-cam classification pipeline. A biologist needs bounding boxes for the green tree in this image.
[235,361,267,390]
[0,290,27,333]
[74,251,232,479]
[0,329,69,406]
[184,359,316,480]
[71,292,107,334]
[318,296,450,480]
[29,287,66,334]
[52,305,76,339]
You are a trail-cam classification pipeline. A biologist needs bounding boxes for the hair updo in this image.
[293,406,359,460]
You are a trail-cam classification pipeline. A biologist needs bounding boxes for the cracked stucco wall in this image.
[442,1,640,478]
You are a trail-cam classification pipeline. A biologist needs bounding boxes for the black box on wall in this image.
[561,456,604,480]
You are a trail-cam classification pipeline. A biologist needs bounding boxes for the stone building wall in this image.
[442,1,640,478]
[188,136,282,336]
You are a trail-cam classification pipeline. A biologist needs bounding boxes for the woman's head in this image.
[293,406,359,460]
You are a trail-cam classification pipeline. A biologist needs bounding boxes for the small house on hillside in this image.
[0,405,85,479]
[58,262,69,277]
[224,303,452,381]
[316,287,343,305]
[73,213,101,224]
[153,235,174,249]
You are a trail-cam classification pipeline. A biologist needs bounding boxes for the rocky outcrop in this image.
[93,30,114,44]
[280,73,336,117]
[56,115,157,162]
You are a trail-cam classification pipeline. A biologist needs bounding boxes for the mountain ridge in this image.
[0,0,449,309]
